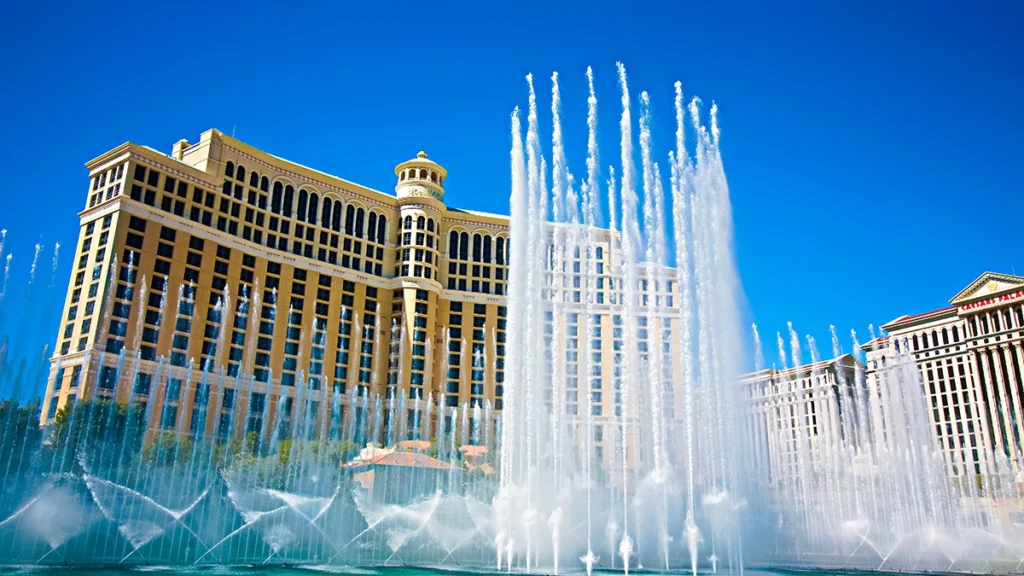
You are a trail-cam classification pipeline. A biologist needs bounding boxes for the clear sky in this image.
[0,1,1021,390]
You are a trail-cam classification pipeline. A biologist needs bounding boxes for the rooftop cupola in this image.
[395,150,446,204]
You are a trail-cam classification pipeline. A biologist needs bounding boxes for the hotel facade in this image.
[741,273,1024,515]
[42,128,682,469]
[863,272,1024,481]
[740,355,862,490]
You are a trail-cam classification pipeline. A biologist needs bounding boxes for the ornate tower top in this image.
[395,150,447,205]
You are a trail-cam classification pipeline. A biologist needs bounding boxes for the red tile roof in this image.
[884,306,956,329]
[347,451,454,470]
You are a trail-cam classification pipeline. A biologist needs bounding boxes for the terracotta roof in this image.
[346,451,454,470]
[397,440,431,451]
[466,462,495,476]
[882,306,956,330]
[459,445,488,457]
[858,337,888,350]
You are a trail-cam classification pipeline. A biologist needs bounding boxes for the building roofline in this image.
[740,353,861,382]
[209,129,400,207]
[881,306,957,331]
[85,142,133,170]
[949,271,1024,305]
[858,336,888,351]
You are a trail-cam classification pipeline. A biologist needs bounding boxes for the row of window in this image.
[101,223,389,393]
[62,215,116,355]
[128,163,390,277]
[967,306,1024,338]
[398,165,444,186]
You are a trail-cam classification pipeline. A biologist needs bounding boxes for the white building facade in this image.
[741,355,862,492]
[863,272,1024,485]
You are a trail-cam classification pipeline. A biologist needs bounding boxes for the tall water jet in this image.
[547,506,562,574]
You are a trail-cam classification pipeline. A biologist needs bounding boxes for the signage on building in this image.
[958,289,1024,313]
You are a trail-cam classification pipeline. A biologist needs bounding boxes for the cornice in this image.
[132,151,218,189]
[219,140,398,212]
[85,142,132,170]
[85,149,131,176]
[398,200,445,214]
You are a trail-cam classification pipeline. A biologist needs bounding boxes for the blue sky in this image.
[0,1,1021,389]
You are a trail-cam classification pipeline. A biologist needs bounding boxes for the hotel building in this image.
[740,355,862,490]
[741,273,1024,502]
[42,128,682,468]
[862,272,1024,482]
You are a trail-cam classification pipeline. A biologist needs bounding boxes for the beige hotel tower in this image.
[42,129,682,464]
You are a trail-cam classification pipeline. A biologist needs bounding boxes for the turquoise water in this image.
[0,568,899,576]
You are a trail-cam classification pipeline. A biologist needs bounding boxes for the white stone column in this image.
[962,355,991,475]
[972,350,1003,472]
[1009,341,1024,463]
[985,347,1016,457]
[995,346,1020,460]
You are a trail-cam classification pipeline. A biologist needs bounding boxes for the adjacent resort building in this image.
[864,273,1024,480]
[41,128,680,471]
[742,273,1024,523]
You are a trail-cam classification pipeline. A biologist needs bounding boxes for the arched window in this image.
[931,330,938,346]
[427,218,435,232]
[321,199,332,229]
[236,165,246,182]
[921,333,928,348]
[419,169,427,179]
[912,335,919,351]
[271,182,283,214]
[376,216,386,244]
[952,326,959,342]
[430,172,437,183]
[417,216,425,230]
[249,171,259,187]
[472,234,482,262]
[596,246,603,260]
[332,203,342,232]
[308,193,319,224]
[368,212,378,241]
[449,230,459,259]
[260,176,269,192]
[283,186,295,216]
[297,190,309,222]
[483,235,492,263]
[345,205,355,235]
[942,328,949,345]
[225,161,235,178]
[404,215,412,230]
[496,237,505,265]
[459,232,469,260]
[505,241,510,264]
[355,208,365,238]
[400,171,406,181]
